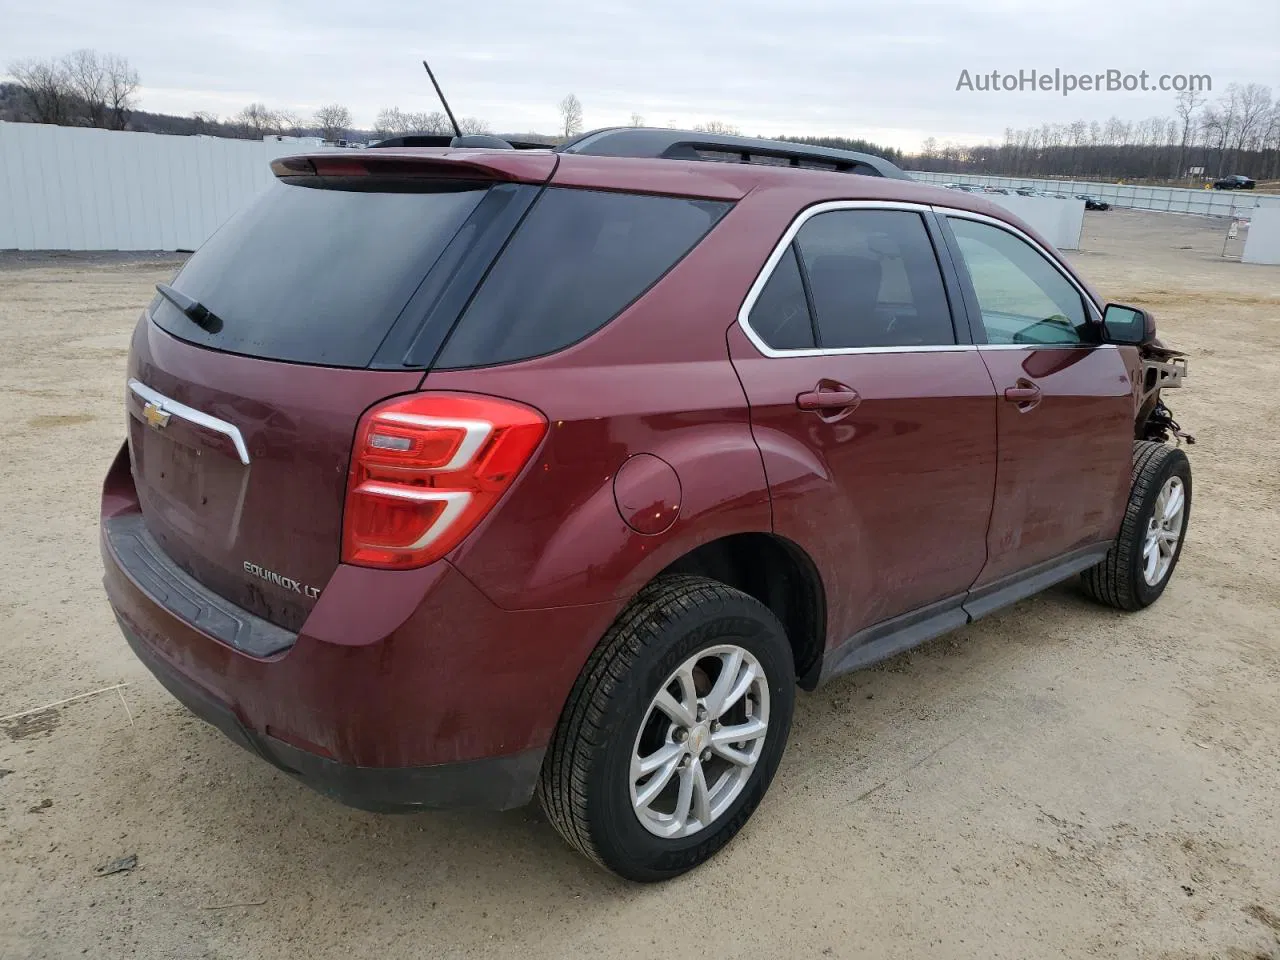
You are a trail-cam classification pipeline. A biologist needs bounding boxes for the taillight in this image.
[342,393,547,569]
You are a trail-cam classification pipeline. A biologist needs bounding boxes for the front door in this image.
[729,203,998,647]
[941,213,1133,587]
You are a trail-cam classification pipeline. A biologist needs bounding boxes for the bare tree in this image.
[415,111,452,134]
[236,103,281,139]
[64,50,108,127]
[559,93,583,139]
[277,111,307,138]
[6,57,74,124]
[695,120,741,136]
[629,112,645,127]
[375,107,407,137]
[103,54,139,130]
[314,103,351,141]
[458,116,490,135]
[191,111,219,134]
[1173,89,1206,178]
[1230,83,1272,157]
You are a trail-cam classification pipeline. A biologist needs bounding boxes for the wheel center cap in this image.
[688,724,709,755]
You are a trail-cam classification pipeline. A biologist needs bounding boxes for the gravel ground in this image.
[1,210,1278,960]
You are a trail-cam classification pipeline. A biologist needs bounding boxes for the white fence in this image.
[976,194,1084,250]
[909,169,1280,219]
[0,121,339,251]
[1243,207,1280,264]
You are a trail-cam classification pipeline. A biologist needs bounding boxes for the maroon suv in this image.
[101,129,1193,881]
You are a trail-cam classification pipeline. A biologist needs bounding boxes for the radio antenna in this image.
[422,59,463,139]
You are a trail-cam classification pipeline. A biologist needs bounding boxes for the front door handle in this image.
[1003,379,1043,410]
[797,380,861,421]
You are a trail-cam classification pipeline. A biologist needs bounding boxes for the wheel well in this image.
[659,533,827,690]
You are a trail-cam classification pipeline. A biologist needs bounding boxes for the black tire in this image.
[537,575,796,882]
[1081,441,1192,611]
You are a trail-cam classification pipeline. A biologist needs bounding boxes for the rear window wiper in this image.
[154,283,224,334]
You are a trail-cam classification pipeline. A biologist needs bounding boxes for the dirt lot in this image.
[2,211,1278,960]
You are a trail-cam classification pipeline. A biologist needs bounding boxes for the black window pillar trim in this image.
[929,212,987,347]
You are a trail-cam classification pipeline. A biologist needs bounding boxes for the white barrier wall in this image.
[977,194,1085,250]
[910,170,1280,219]
[1243,207,1280,264]
[0,121,338,251]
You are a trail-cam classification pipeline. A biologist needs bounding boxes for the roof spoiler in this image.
[368,134,553,150]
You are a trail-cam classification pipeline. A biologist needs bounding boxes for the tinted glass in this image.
[152,181,486,367]
[438,188,730,367]
[793,210,955,348]
[948,217,1089,345]
[747,245,815,349]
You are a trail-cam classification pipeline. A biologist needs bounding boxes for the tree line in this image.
[913,84,1280,182]
[6,51,139,130]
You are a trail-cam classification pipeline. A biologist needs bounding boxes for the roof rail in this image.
[557,128,911,180]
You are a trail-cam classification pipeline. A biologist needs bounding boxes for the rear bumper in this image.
[101,439,622,811]
[117,614,541,811]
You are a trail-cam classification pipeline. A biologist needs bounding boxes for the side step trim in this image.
[819,543,1110,685]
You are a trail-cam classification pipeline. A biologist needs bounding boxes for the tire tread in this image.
[1081,440,1185,610]
[536,575,759,870]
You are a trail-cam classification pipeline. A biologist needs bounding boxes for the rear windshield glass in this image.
[436,188,731,368]
[152,181,487,367]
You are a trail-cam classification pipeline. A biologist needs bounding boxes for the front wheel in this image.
[538,576,796,881]
[1081,441,1192,610]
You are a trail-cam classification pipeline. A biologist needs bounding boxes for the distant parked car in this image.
[1213,175,1255,190]
[1015,188,1039,197]
[983,187,1011,195]
[1077,195,1111,210]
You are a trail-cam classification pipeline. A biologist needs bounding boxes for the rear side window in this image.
[436,188,730,368]
[153,181,488,367]
[793,210,955,349]
[748,246,816,350]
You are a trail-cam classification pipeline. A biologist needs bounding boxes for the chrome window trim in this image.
[736,200,1101,358]
[127,378,251,466]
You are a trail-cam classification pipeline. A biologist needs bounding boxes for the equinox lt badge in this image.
[243,561,320,599]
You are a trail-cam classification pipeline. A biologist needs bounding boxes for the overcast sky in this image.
[5,0,1278,149]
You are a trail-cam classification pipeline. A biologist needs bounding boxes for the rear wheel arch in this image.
[657,533,827,690]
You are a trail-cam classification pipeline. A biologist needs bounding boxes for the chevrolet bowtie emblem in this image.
[142,400,171,430]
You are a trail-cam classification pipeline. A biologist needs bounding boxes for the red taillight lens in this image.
[342,393,547,569]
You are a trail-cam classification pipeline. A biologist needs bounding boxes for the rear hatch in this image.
[126,151,555,631]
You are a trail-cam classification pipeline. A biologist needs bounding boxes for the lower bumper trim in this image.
[119,615,542,813]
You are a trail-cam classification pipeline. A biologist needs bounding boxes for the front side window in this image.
[947,217,1091,345]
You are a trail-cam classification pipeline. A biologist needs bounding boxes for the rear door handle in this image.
[797,380,861,421]
[797,389,860,410]
[1003,379,1043,409]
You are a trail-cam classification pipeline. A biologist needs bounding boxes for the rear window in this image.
[152,181,488,367]
[436,188,731,368]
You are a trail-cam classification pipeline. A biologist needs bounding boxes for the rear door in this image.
[127,157,550,631]
[940,212,1133,587]
[729,202,998,645]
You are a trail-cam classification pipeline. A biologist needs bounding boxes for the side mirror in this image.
[1101,303,1156,346]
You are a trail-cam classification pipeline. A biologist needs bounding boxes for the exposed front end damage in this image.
[1137,341,1195,445]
